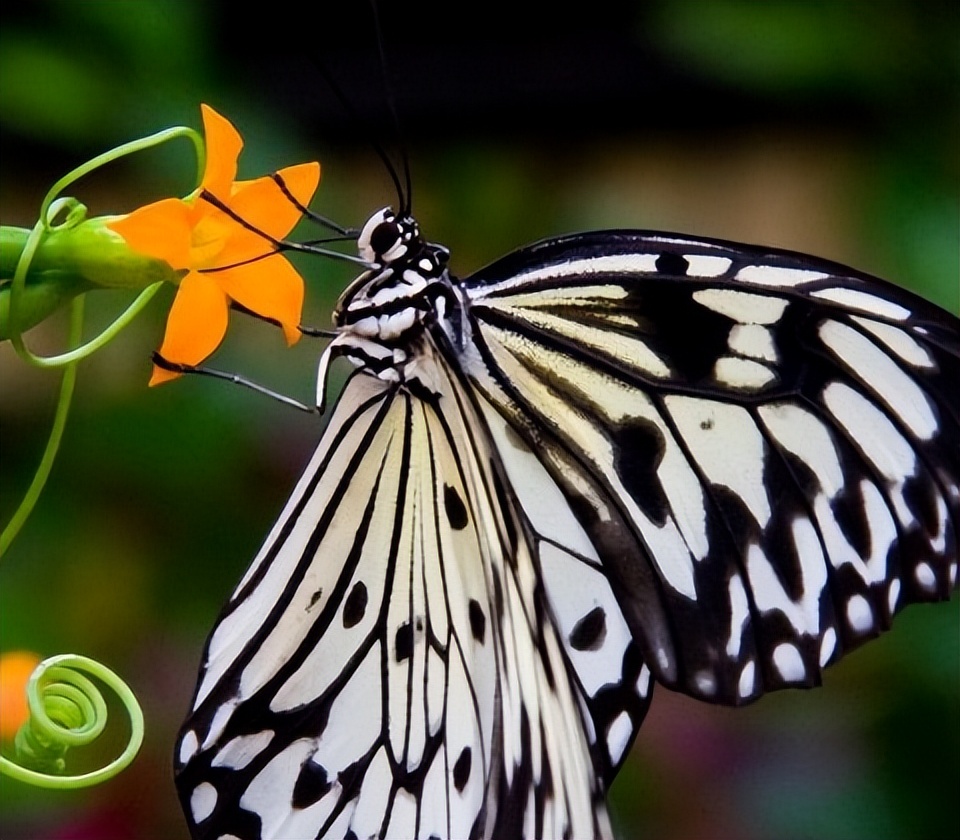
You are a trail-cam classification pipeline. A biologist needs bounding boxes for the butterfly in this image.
[174,197,959,838]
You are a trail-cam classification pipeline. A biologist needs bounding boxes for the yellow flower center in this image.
[189,213,233,269]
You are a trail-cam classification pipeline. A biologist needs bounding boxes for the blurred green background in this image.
[1,1,957,838]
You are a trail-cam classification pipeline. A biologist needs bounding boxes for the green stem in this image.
[0,298,82,557]
[1,123,203,549]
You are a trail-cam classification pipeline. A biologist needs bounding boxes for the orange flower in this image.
[0,650,40,740]
[108,105,320,385]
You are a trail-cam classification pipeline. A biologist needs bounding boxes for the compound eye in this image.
[357,207,395,262]
[369,222,401,259]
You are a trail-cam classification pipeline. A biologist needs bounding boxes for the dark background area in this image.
[1,2,957,838]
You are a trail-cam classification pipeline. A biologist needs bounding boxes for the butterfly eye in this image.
[357,207,396,262]
[369,221,402,259]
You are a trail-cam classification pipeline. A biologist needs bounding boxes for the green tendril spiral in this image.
[1,655,144,789]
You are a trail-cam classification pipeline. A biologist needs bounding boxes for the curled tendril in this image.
[0,655,144,789]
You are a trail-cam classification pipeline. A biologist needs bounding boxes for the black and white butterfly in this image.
[175,198,959,838]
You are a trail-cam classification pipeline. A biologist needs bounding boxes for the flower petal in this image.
[149,365,182,387]
[107,198,195,269]
[216,255,304,345]
[199,105,242,199]
[227,162,320,242]
[150,271,229,385]
[0,651,40,740]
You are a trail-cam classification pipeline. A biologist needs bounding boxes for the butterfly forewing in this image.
[459,230,959,706]
[176,336,648,839]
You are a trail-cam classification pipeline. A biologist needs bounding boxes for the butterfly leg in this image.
[151,352,319,413]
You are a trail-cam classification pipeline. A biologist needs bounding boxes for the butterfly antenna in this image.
[369,1,412,216]
[312,55,407,216]
[270,172,358,238]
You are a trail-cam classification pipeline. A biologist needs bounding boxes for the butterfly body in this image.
[177,207,959,839]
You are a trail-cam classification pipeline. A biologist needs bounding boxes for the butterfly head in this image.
[357,207,423,265]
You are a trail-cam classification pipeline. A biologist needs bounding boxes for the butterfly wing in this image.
[456,229,959,706]
[176,339,650,839]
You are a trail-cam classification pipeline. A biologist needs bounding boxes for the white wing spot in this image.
[950,564,957,588]
[931,495,949,555]
[693,288,788,324]
[190,782,217,823]
[819,627,837,667]
[606,711,634,766]
[915,562,937,591]
[201,700,238,750]
[713,356,776,390]
[211,730,275,771]
[773,643,806,682]
[479,403,599,561]
[845,595,874,634]
[636,666,651,698]
[536,544,631,699]
[694,670,717,696]
[178,729,198,766]
[811,287,910,321]
[727,573,750,658]
[735,265,829,288]
[684,255,733,277]
[728,324,778,362]
[887,578,901,614]
[851,317,934,368]
[738,660,756,699]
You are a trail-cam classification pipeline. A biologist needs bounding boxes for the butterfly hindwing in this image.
[176,336,649,839]
[458,230,959,706]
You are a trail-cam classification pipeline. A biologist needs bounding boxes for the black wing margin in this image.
[457,229,959,707]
